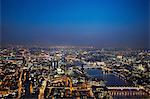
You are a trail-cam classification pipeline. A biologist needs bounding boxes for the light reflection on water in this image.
[86,69,128,86]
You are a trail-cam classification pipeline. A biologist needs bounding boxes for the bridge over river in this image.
[107,86,149,98]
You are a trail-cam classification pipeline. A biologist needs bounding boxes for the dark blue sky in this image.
[1,0,149,48]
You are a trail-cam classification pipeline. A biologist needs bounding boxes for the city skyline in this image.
[1,0,149,48]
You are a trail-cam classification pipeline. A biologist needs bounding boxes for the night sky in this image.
[1,0,149,48]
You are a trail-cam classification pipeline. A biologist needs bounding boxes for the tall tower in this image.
[50,60,58,69]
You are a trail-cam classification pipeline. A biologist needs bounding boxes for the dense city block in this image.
[0,46,150,98]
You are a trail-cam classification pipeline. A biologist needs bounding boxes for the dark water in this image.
[86,69,128,86]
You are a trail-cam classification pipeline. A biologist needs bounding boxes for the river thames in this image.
[86,69,129,86]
